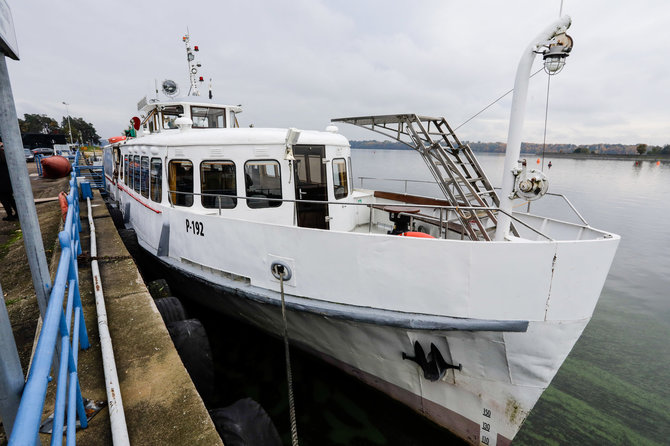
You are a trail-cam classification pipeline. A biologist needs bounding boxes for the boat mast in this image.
[494,15,572,241]
[183,33,202,96]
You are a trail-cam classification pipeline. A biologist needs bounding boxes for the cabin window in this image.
[244,160,282,208]
[201,160,237,209]
[162,105,184,129]
[150,158,162,203]
[230,111,238,128]
[140,157,149,198]
[123,155,128,183]
[149,112,159,133]
[168,160,193,206]
[332,158,348,199]
[133,156,141,192]
[191,107,226,128]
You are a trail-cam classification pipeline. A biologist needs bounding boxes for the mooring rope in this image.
[279,270,300,446]
[541,74,551,171]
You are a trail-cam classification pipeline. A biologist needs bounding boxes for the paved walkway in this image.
[1,163,221,445]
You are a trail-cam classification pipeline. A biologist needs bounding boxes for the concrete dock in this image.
[0,162,222,445]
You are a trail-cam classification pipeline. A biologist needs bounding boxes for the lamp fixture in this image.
[540,33,573,75]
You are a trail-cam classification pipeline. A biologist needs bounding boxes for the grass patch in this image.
[0,229,23,260]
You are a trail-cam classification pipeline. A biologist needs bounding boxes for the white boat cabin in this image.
[106,98,366,233]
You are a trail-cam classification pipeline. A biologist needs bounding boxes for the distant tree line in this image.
[13,113,100,145]
[350,140,670,155]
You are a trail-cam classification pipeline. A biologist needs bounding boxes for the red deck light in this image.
[194,45,199,51]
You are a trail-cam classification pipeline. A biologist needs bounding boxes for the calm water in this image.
[140,150,670,445]
[352,149,670,445]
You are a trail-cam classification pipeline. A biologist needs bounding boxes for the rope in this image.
[454,68,545,131]
[541,0,564,170]
[541,74,551,171]
[279,271,299,446]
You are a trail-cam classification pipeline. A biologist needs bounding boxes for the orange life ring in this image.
[108,136,127,144]
[401,231,435,239]
[58,192,68,221]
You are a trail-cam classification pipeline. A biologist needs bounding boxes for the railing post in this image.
[0,56,52,319]
[0,283,24,439]
[69,240,88,350]
[368,205,373,233]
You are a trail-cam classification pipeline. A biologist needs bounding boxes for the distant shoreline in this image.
[519,152,670,161]
[350,140,670,160]
[351,146,670,161]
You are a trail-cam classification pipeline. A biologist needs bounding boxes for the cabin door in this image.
[294,145,329,229]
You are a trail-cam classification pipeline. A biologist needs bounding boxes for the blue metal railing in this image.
[34,154,43,176]
[9,176,90,446]
[74,165,105,190]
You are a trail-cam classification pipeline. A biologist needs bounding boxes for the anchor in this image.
[402,341,462,381]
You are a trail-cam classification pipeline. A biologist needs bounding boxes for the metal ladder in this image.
[333,114,508,241]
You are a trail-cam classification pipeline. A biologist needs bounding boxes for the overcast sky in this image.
[4,0,669,146]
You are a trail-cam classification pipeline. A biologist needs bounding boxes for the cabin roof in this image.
[142,98,243,112]
[124,127,350,147]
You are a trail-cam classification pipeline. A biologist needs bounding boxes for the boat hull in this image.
[109,151,618,444]
[140,242,591,445]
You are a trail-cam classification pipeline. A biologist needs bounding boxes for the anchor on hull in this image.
[402,341,462,381]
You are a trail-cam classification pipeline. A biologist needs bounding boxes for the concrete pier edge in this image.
[1,176,222,445]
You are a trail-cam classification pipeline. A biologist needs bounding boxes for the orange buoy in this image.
[401,231,435,239]
[41,156,72,179]
[537,158,541,164]
[58,192,68,221]
[108,136,127,144]
[657,161,661,166]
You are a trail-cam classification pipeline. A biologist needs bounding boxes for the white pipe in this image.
[87,198,130,445]
[494,15,572,241]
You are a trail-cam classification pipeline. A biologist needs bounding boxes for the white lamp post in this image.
[493,15,573,241]
[62,101,73,145]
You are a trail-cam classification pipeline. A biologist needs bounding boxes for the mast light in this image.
[540,33,573,75]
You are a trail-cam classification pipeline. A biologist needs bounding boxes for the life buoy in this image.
[401,231,435,239]
[58,192,68,221]
[108,136,127,144]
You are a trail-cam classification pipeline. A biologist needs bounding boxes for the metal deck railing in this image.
[165,189,557,241]
[356,176,590,226]
[74,165,105,190]
[9,176,90,446]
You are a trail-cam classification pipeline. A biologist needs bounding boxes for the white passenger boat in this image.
[104,21,619,445]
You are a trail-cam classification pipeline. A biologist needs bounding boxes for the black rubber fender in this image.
[166,319,215,403]
[154,296,187,324]
[147,278,172,299]
[108,206,124,229]
[209,398,282,446]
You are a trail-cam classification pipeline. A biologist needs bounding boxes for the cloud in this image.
[5,0,669,145]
